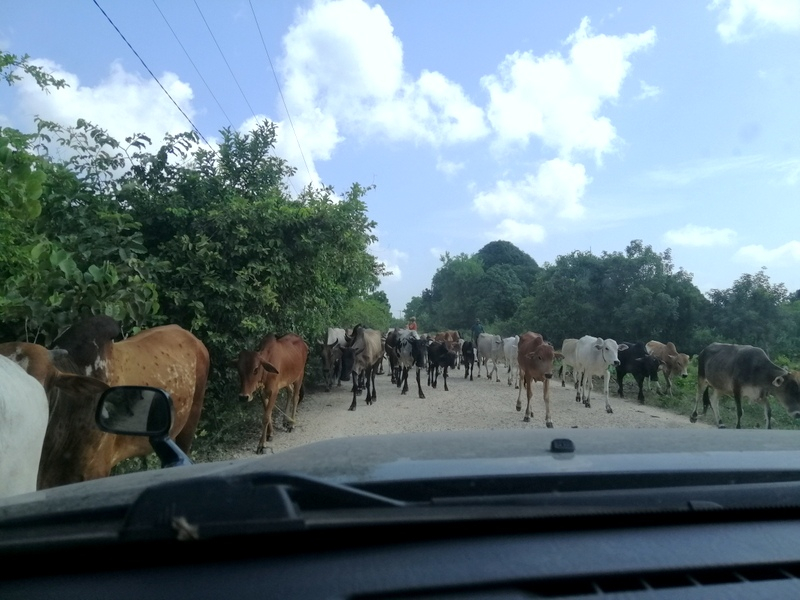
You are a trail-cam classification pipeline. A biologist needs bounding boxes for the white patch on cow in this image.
[9,349,29,372]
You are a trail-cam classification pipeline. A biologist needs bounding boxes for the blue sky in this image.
[2,0,800,316]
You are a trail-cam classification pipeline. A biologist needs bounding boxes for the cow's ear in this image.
[554,352,565,360]
[668,354,677,360]
[260,359,279,374]
[594,341,604,350]
[617,344,629,352]
[773,374,785,387]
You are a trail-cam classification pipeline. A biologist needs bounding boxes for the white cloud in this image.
[473,159,590,221]
[430,247,444,258]
[11,59,197,149]
[649,155,800,186]
[280,0,489,186]
[490,219,547,244]
[709,0,800,43]
[663,224,737,247]
[436,157,464,176]
[735,241,800,264]
[635,80,661,100]
[369,239,409,282]
[480,17,656,163]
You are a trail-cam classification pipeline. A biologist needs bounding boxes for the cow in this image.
[558,338,579,388]
[574,336,628,413]
[426,341,458,391]
[384,328,402,384]
[646,340,691,396]
[434,330,462,369]
[476,333,504,381]
[515,332,562,427]
[2,318,209,489]
[503,335,519,388]
[615,341,662,404]
[395,329,426,398]
[691,343,800,429]
[318,327,347,392]
[461,340,475,380]
[0,355,50,498]
[233,333,308,454]
[339,324,383,411]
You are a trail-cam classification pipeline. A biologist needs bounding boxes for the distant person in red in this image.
[407,316,418,331]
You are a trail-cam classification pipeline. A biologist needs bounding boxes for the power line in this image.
[248,0,313,184]
[92,0,212,148]
[151,0,235,129]
[193,0,259,119]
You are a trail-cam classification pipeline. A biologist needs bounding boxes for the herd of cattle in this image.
[2,315,800,499]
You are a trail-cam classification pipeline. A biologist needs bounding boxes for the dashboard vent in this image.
[369,563,800,599]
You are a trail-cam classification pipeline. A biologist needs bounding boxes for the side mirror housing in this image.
[95,386,193,468]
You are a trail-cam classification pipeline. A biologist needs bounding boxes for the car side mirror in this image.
[95,386,193,468]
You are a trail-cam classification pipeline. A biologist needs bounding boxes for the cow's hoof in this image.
[523,416,530,423]
[516,404,521,412]
[348,405,356,412]
[718,424,726,429]
[689,414,697,423]
[256,447,265,455]
[584,402,591,409]
[401,390,407,396]
[546,422,553,429]
[419,393,426,399]
[606,407,613,414]
[508,382,512,387]
[515,385,519,389]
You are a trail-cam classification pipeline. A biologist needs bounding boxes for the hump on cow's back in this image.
[52,315,121,368]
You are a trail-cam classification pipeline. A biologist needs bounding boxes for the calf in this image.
[339,325,383,411]
[615,341,662,403]
[396,329,426,398]
[574,336,628,413]
[427,341,458,391]
[318,327,346,391]
[691,343,800,429]
[233,333,308,453]
[504,335,520,388]
[476,333,504,381]
[462,341,475,380]
[515,332,562,427]
[646,340,690,396]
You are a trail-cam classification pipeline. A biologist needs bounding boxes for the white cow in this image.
[476,333,504,382]
[574,336,628,413]
[0,355,49,498]
[503,335,520,388]
[559,338,579,388]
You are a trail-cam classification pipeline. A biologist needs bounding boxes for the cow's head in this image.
[594,338,626,367]
[773,371,800,420]
[231,350,279,402]
[525,341,558,379]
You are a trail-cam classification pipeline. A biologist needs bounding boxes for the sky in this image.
[2,0,800,316]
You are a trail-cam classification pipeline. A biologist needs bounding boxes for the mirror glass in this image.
[95,386,173,436]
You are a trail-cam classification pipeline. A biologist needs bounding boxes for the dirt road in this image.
[226,363,709,459]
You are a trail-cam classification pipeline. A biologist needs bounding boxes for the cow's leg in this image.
[616,368,625,398]
[464,361,470,379]
[494,359,501,382]
[575,371,583,403]
[543,377,553,428]
[370,367,377,403]
[603,371,613,413]
[763,394,772,429]
[443,366,449,391]
[427,364,432,387]
[284,381,303,431]
[335,360,342,387]
[415,366,426,398]
[708,388,724,428]
[469,362,474,381]
[258,389,278,453]
[348,372,358,411]
[401,366,409,395]
[516,373,525,412]
[666,374,674,397]
[523,377,533,422]
[584,374,594,409]
[635,373,645,404]
[691,377,708,423]
[507,363,513,386]
[732,384,744,429]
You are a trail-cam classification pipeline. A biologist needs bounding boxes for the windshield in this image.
[1,0,800,510]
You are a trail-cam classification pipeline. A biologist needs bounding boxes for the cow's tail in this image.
[702,387,710,414]
[558,364,563,379]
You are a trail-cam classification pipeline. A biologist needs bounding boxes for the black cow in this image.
[384,329,401,384]
[462,341,475,380]
[427,341,458,391]
[691,343,800,429]
[615,341,662,404]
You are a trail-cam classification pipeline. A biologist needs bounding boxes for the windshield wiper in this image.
[122,472,406,541]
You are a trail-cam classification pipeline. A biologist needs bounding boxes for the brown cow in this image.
[233,333,308,454]
[515,332,562,428]
[2,319,210,489]
[646,340,690,396]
